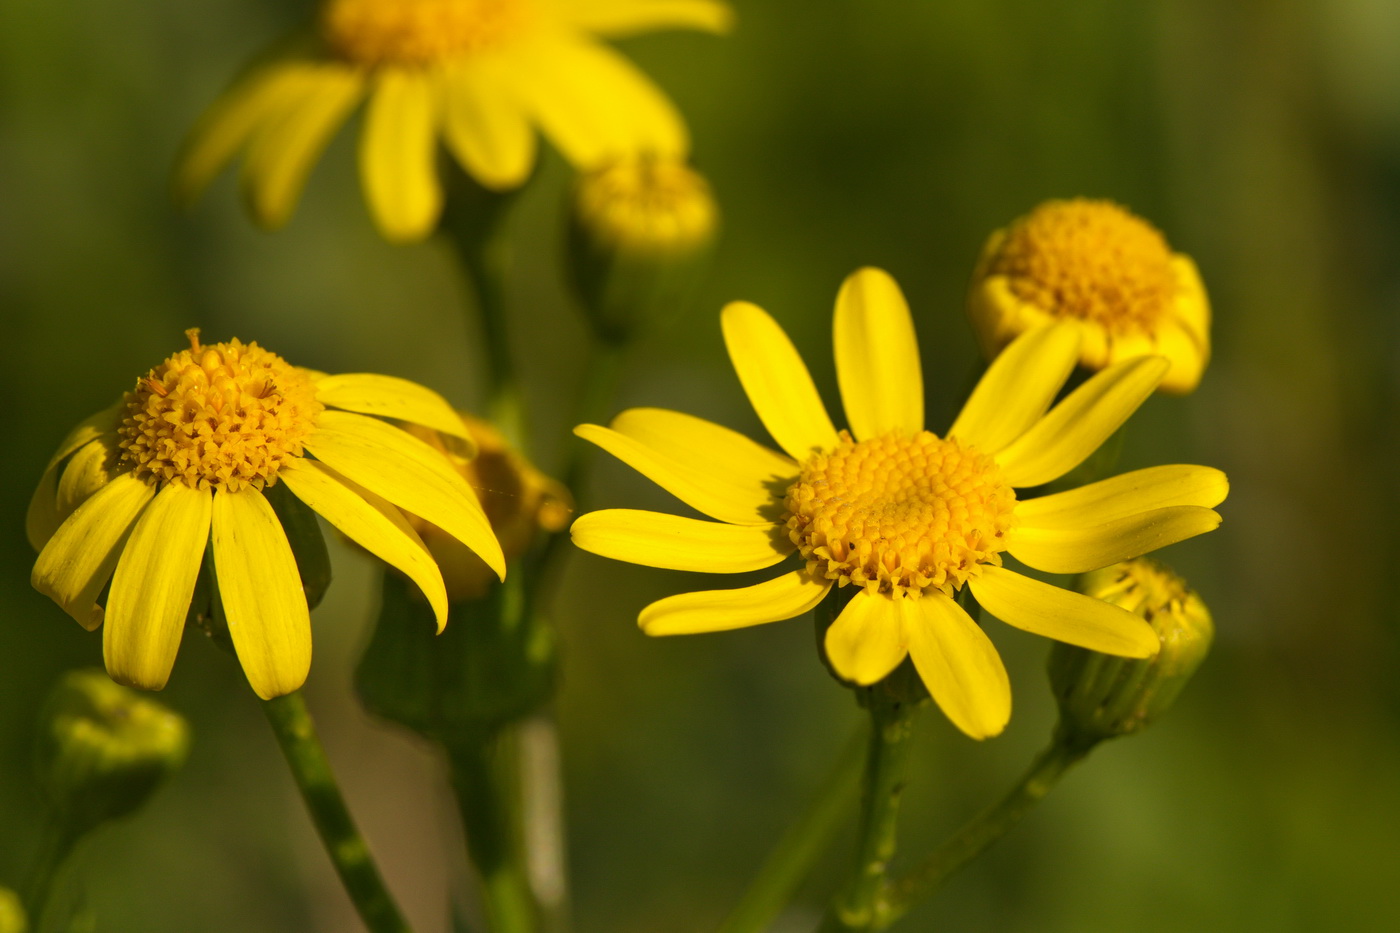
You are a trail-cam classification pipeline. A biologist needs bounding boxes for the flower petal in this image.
[314,373,475,449]
[575,407,795,526]
[639,569,830,636]
[969,565,1158,658]
[280,459,449,633]
[948,322,1081,454]
[304,410,506,580]
[1015,465,1229,527]
[27,402,124,550]
[441,63,537,190]
[553,0,734,36]
[902,593,1011,740]
[571,508,791,572]
[721,301,839,460]
[824,591,907,686]
[833,267,923,441]
[104,483,212,691]
[32,473,155,630]
[1008,506,1222,575]
[359,69,442,242]
[55,437,118,521]
[212,488,312,699]
[994,355,1170,488]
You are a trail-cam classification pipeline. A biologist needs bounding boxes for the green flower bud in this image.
[0,889,26,933]
[34,670,190,835]
[1049,559,1213,743]
[567,155,718,344]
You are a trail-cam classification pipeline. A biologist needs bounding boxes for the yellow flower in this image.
[968,198,1210,394]
[175,0,733,242]
[28,330,505,699]
[571,268,1227,739]
[573,154,718,257]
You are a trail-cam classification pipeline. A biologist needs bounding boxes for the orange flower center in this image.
[784,431,1016,597]
[319,0,526,66]
[117,330,322,492]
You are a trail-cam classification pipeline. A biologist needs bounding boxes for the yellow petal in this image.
[32,473,155,630]
[27,402,124,550]
[314,373,474,448]
[211,487,312,700]
[55,437,118,521]
[1008,506,1222,575]
[554,0,734,36]
[995,355,1170,488]
[969,565,1158,658]
[721,301,839,460]
[242,63,365,230]
[948,322,1081,454]
[280,459,449,633]
[833,267,923,441]
[441,64,536,190]
[571,508,791,572]
[359,69,442,241]
[824,591,907,686]
[639,569,831,636]
[901,593,1011,740]
[304,410,506,580]
[104,483,212,691]
[575,407,795,526]
[1015,465,1229,527]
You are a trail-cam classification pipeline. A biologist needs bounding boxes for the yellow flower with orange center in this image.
[571,268,1227,739]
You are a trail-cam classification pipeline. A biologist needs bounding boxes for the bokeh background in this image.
[4,0,1400,930]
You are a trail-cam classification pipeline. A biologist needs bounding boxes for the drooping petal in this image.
[574,408,795,526]
[571,509,792,572]
[359,69,442,242]
[833,267,923,441]
[104,483,212,691]
[721,301,839,460]
[1007,506,1222,575]
[280,459,449,632]
[824,591,907,686]
[947,322,1081,454]
[211,487,312,700]
[304,410,506,579]
[440,63,537,191]
[901,593,1012,740]
[31,473,155,630]
[639,570,831,636]
[55,437,118,521]
[553,0,734,37]
[27,402,124,550]
[969,565,1158,658]
[995,356,1170,488]
[314,373,474,447]
[1015,465,1229,527]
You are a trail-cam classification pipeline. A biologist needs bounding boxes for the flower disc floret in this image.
[117,331,322,492]
[320,0,525,66]
[784,431,1016,597]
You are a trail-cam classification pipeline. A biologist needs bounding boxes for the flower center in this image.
[117,330,323,492]
[784,431,1016,597]
[575,156,718,255]
[1088,559,1191,623]
[988,199,1176,334]
[320,0,526,67]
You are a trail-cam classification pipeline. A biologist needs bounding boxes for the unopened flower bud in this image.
[0,889,25,933]
[34,669,189,834]
[1050,559,1213,743]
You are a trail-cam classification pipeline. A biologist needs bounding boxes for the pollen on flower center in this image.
[117,330,323,492]
[784,431,1016,597]
[988,198,1176,334]
[320,0,526,66]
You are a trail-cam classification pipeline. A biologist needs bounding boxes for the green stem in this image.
[262,692,412,933]
[874,731,1095,929]
[717,727,866,933]
[449,732,538,933]
[21,814,80,929]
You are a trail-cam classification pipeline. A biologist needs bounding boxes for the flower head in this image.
[175,0,732,241]
[572,268,1227,739]
[29,330,505,699]
[969,199,1210,394]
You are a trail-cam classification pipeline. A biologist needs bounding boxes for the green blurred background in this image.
[3,0,1399,930]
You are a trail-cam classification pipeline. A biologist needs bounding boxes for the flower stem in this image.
[21,814,80,929]
[262,692,413,933]
[716,727,866,933]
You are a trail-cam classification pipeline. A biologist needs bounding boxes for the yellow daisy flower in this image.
[968,199,1211,394]
[175,0,733,242]
[571,268,1227,739]
[28,330,506,700]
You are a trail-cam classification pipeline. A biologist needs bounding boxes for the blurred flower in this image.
[406,412,572,601]
[175,0,733,242]
[0,889,23,933]
[1050,558,1214,742]
[573,267,1227,739]
[28,330,504,699]
[968,198,1210,394]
